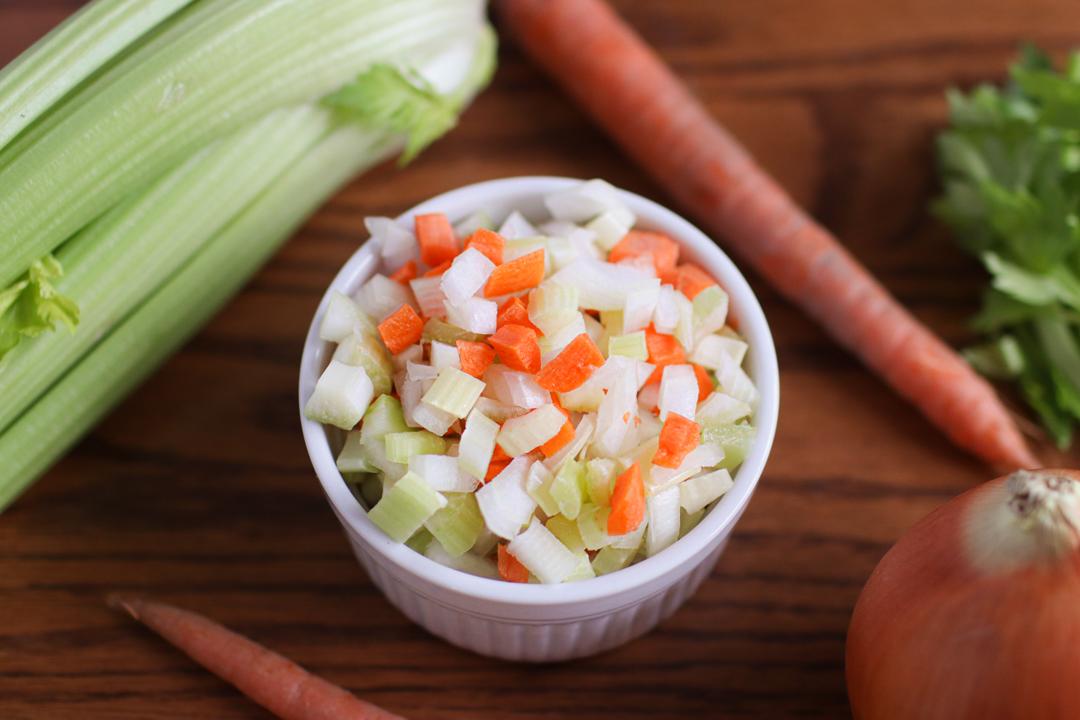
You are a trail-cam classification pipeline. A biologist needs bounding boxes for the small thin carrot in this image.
[539,418,575,457]
[497,296,540,333]
[422,259,452,277]
[692,363,714,403]
[415,213,458,267]
[495,0,1036,469]
[108,595,404,720]
[644,324,686,385]
[388,260,417,285]
[607,462,645,535]
[673,263,717,300]
[535,333,605,393]
[377,304,423,355]
[483,249,545,298]
[488,324,541,373]
[608,230,679,275]
[457,340,496,378]
[497,544,530,583]
[464,227,505,265]
[652,413,701,469]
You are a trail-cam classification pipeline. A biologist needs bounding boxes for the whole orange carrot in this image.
[495,0,1037,470]
[109,595,405,720]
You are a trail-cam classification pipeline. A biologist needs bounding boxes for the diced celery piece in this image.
[586,458,616,506]
[475,457,535,539]
[592,545,637,575]
[421,317,485,345]
[546,514,586,553]
[422,366,485,419]
[696,392,752,426]
[333,331,393,396]
[367,471,446,543]
[528,283,580,336]
[304,360,374,430]
[586,211,632,251]
[645,486,681,557]
[336,431,376,473]
[681,508,706,535]
[320,291,374,341]
[496,404,565,457]
[424,492,484,557]
[362,395,407,440]
[577,503,612,550]
[674,292,694,354]
[692,334,748,370]
[507,517,580,584]
[702,424,756,470]
[458,409,499,479]
[607,331,648,361]
[599,309,624,337]
[526,462,560,517]
[454,210,493,238]
[550,459,587,520]
[359,474,383,507]
[565,551,597,581]
[692,285,729,342]
[384,430,448,464]
[559,381,605,413]
[405,527,434,554]
[425,541,499,579]
[680,468,734,514]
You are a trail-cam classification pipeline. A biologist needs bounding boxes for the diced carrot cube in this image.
[498,544,530,583]
[423,259,452,277]
[674,263,717,300]
[692,363,714,403]
[465,227,505,265]
[539,419,575,458]
[488,324,541,374]
[457,340,496,378]
[377,304,424,355]
[607,463,645,535]
[535,333,605,393]
[483,250,545,298]
[497,296,539,333]
[652,413,701,469]
[608,230,679,275]
[389,259,418,285]
[644,324,686,384]
[415,213,459,267]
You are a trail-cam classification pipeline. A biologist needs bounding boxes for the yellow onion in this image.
[847,469,1080,720]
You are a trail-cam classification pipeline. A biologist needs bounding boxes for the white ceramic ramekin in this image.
[299,177,779,662]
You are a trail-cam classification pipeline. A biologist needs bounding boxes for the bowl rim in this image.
[299,176,779,607]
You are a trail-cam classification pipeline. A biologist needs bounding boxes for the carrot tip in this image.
[106,593,140,619]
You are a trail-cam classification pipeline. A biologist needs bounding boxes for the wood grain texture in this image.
[1,1,1078,718]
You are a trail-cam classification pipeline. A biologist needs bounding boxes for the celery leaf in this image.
[0,254,79,360]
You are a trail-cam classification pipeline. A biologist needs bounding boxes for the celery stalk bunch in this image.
[0,0,497,510]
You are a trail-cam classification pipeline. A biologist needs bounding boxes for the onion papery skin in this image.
[846,469,1080,720]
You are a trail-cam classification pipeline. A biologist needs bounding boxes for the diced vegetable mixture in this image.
[305,179,757,583]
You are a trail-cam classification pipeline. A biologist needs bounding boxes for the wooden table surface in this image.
[2,1,1078,718]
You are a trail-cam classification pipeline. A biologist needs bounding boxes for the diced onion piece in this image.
[546,515,586,553]
[649,442,725,492]
[586,210,632,252]
[586,458,616,506]
[593,372,637,457]
[367,471,447,543]
[475,456,536,539]
[622,278,661,334]
[653,285,680,334]
[528,283,580,336]
[674,291,694,352]
[355,274,415,322]
[304,360,374,430]
[507,517,580,584]
[498,210,538,240]
[696,392,752,425]
[458,409,499,480]
[406,361,438,384]
[422,366,485,419]
[645,486,681,557]
[544,179,634,226]
[550,258,655,311]
[384,430,448,464]
[429,340,461,372]
[715,351,759,407]
[692,334,748,370]
[424,541,499,579]
[544,235,579,271]
[658,364,698,421]
[424,492,485,557]
[319,291,373,342]
[558,380,605,412]
[608,331,648,361]
[680,468,734,515]
[637,381,660,410]
[333,332,393,396]
[692,285,729,343]
[392,344,423,370]
[496,404,565,456]
[444,296,497,334]
[409,276,448,319]
[488,368,549,409]
[473,396,529,423]
[366,217,419,270]
[453,210,493,240]
[583,312,605,348]
[410,454,478,493]
[441,247,496,306]
[577,503,612,550]
[412,401,456,436]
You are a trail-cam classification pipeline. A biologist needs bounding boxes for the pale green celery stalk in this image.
[0,124,398,510]
[0,106,333,433]
[0,0,486,286]
[0,0,194,152]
